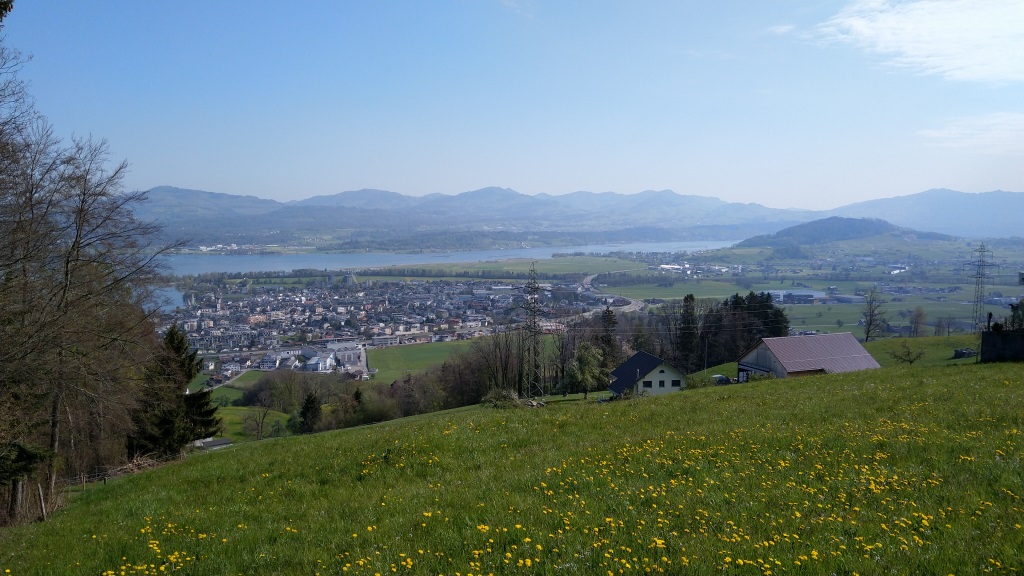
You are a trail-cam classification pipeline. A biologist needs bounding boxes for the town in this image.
[166,240,1019,386]
[172,271,610,381]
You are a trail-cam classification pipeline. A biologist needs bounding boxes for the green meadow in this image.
[226,370,265,390]
[371,256,643,278]
[367,340,472,384]
[216,256,644,285]
[214,406,290,443]
[2,359,1022,575]
[863,335,980,368]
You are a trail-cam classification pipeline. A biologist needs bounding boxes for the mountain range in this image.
[133,186,1022,248]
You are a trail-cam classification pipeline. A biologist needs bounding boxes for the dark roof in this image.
[609,351,670,395]
[198,438,233,450]
[752,332,880,374]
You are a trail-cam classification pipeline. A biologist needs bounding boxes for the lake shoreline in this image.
[162,240,737,276]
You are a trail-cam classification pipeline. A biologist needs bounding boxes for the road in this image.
[582,269,645,315]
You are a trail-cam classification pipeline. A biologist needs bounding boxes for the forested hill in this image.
[735,217,954,248]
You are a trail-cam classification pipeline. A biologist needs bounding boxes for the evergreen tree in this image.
[128,326,220,457]
[184,388,222,441]
[298,393,322,434]
[597,307,622,369]
[630,320,654,355]
[673,295,700,373]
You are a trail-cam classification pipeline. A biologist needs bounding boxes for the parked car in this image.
[711,374,732,385]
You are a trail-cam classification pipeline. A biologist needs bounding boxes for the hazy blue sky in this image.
[5,1,1022,209]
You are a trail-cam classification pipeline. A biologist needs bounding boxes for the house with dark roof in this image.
[608,351,685,397]
[737,332,880,382]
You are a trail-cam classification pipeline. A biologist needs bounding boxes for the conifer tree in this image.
[184,388,222,442]
[597,306,622,369]
[128,326,220,457]
[298,393,322,434]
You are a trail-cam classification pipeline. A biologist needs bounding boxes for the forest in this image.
[0,33,218,525]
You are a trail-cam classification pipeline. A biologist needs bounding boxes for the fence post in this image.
[37,483,47,521]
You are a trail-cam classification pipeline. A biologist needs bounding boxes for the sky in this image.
[4,0,1022,210]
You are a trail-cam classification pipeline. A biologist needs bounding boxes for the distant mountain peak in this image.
[458,186,523,197]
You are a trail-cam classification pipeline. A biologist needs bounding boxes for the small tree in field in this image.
[890,341,925,365]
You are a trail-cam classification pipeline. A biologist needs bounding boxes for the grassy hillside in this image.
[368,340,472,383]
[864,334,979,368]
[2,362,1023,574]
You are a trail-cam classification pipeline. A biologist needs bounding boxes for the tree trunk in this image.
[8,476,24,523]
[47,392,62,500]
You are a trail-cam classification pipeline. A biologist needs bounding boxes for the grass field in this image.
[864,334,980,368]
[374,256,643,277]
[215,406,290,443]
[210,386,243,405]
[185,373,209,393]
[227,370,265,389]
[2,359,1022,574]
[367,340,473,383]
[218,256,646,286]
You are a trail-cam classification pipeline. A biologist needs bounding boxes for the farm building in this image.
[737,332,879,381]
[608,351,685,397]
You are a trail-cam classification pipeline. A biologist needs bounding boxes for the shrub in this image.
[481,388,521,409]
[685,374,716,389]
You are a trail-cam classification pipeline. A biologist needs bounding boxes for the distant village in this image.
[169,272,621,381]
[168,245,1018,383]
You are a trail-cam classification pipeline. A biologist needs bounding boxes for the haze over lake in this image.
[162,241,735,276]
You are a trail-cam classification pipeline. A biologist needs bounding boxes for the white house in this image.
[304,353,336,372]
[259,354,281,370]
[608,351,685,397]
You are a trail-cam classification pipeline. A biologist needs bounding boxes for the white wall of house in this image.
[634,364,686,396]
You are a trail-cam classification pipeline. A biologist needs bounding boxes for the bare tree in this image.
[890,341,925,365]
[909,306,927,338]
[862,288,886,342]
[0,37,178,519]
[242,390,274,441]
[470,325,526,396]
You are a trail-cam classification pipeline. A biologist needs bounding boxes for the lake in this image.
[160,240,737,276]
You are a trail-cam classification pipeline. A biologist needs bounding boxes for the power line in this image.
[964,243,998,333]
[524,262,544,398]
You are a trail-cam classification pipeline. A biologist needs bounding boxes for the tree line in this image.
[236,292,790,437]
[0,33,219,525]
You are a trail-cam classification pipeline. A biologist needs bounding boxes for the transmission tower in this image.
[524,262,544,398]
[965,243,998,332]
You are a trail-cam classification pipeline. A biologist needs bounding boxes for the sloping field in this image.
[2,362,1022,574]
[368,340,472,384]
